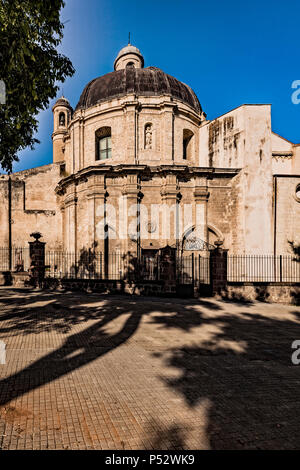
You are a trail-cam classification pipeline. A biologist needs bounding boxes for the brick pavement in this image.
[0,287,299,450]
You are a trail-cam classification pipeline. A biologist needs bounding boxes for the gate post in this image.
[28,232,46,288]
[191,253,195,287]
[210,243,228,295]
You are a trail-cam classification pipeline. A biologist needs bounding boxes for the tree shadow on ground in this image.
[0,291,220,411]
[0,289,300,449]
[150,306,300,449]
[140,419,187,450]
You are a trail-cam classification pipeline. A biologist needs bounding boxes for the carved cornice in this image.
[24,209,56,216]
[55,164,240,194]
[86,189,108,200]
[64,194,78,208]
[272,152,293,161]
[52,129,69,139]
[194,188,210,201]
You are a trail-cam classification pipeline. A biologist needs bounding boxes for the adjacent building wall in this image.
[275,176,300,254]
[200,105,273,253]
[0,164,62,251]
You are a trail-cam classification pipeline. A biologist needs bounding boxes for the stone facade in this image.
[0,44,299,258]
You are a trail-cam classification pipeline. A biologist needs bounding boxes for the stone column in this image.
[122,98,139,164]
[160,102,176,164]
[79,116,84,170]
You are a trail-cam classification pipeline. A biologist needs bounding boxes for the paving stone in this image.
[0,287,299,449]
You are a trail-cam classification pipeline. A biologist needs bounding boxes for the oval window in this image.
[296,184,300,202]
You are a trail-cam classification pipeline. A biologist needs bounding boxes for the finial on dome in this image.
[114,42,144,71]
[128,32,131,45]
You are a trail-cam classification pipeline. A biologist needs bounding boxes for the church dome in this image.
[75,66,202,114]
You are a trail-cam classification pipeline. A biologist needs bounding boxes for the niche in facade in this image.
[59,112,66,127]
[183,129,194,160]
[144,123,153,150]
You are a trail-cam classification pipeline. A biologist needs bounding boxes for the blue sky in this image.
[12,0,300,172]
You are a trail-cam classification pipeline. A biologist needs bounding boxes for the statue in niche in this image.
[59,112,65,126]
[145,124,152,149]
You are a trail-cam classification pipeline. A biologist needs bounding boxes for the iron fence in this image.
[1,248,299,285]
[228,254,300,283]
[176,254,210,285]
[44,251,211,285]
[44,251,136,280]
[0,247,30,272]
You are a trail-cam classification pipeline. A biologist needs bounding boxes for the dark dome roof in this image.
[75,67,202,113]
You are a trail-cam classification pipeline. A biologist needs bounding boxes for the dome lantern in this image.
[114,43,144,71]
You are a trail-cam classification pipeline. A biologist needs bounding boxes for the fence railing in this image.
[177,254,210,285]
[0,247,31,272]
[0,248,299,285]
[228,255,300,283]
[45,251,137,280]
[44,251,210,285]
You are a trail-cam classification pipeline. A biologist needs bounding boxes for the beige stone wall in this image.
[199,105,246,168]
[199,105,274,253]
[60,168,244,256]
[243,105,273,253]
[292,145,300,173]
[64,94,202,174]
[271,133,293,174]
[0,75,298,263]
[0,164,62,250]
[275,176,300,254]
[207,176,237,251]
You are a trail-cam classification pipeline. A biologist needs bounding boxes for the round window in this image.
[295,184,300,202]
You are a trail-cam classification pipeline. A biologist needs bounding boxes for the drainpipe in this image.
[274,176,277,256]
[8,175,12,270]
[172,111,175,162]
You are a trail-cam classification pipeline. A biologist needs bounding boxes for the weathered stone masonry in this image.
[0,43,299,257]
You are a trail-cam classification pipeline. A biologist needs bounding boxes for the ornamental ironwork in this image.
[183,236,215,251]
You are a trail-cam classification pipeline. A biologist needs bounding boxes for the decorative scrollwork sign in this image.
[183,236,214,251]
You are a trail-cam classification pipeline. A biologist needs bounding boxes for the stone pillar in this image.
[64,188,77,253]
[210,245,228,295]
[122,174,141,255]
[28,233,46,287]
[160,245,176,294]
[193,176,209,244]
[160,173,179,247]
[87,174,107,253]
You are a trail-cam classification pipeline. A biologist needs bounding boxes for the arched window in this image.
[183,129,194,160]
[95,127,111,160]
[59,112,66,127]
[126,62,135,68]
